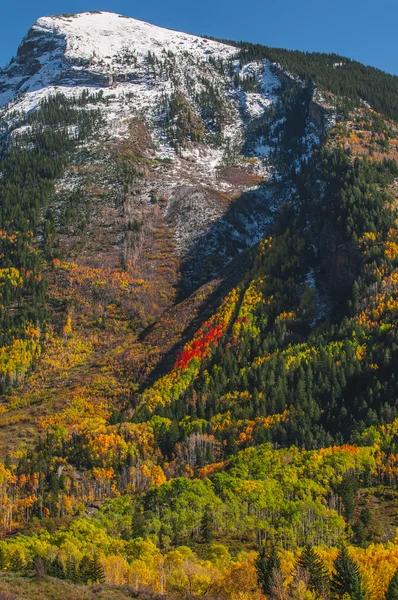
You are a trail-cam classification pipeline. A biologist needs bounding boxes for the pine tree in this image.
[0,546,7,570]
[255,545,281,597]
[296,545,329,597]
[9,548,25,573]
[386,569,398,600]
[200,504,215,543]
[79,555,92,584]
[88,553,105,584]
[50,555,65,579]
[336,474,359,522]
[331,546,365,600]
[65,555,80,583]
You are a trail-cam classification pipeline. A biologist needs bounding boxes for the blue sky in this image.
[1,0,397,75]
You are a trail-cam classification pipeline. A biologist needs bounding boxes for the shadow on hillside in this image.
[135,174,290,395]
[176,178,287,301]
[135,249,249,395]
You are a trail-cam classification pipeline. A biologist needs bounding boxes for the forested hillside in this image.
[0,10,397,600]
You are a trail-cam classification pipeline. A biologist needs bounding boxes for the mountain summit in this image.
[0,11,237,104]
[1,10,291,275]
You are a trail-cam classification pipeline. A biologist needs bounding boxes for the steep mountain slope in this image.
[0,10,398,600]
[0,11,325,450]
[0,11,320,279]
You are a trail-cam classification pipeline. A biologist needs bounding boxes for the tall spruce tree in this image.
[0,546,6,570]
[200,504,215,543]
[79,555,92,584]
[9,548,25,573]
[255,545,281,598]
[50,555,65,579]
[331,546,365,600]
[296,545,329,597]
[88,553,105,583]
[65,555,80,583]
[386,569,398,600]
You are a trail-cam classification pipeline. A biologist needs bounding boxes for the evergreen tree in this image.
[131,511,146,539]
[88,553,105,584]
[331,546,365,600]
[336,473,359,522]
[255,545,281,597]
[65,555,80,583]
[79,555,92,584]
[0,546,7,570]
[296,545,329,597]
[50,555,65,579]
[386,569,398,600]
[200,504,215,543]
[9,548,25,573]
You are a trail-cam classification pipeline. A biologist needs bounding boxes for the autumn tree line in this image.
[255,544,398,600]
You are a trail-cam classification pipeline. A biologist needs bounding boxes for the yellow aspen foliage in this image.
[62,316,73,339]
[219,556,264,600]
[355,344,367,360]
[385,241,398,260]
[150,465,166,487]
[103,554,129,585]
[127,559,152,590]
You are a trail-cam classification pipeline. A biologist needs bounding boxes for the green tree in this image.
[386,569,398,600]
[200,504,215,543]
[336,473,359,522]
[50,555,65,579]
[255,545,281,597]
[0,546,7,570]
[65,555,80,583]
[79,555,92,584]
[88,553,105,584]
[9,548,25,573]
[331,546,365,600]
[296,545,329,597]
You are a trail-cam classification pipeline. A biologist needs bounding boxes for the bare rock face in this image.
[0,25,65,96]
[166,185,230,251]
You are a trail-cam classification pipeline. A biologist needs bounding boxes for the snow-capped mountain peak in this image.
[0,11,323,283]
[0,11,236,107]
[35,11,236,65]
[0,10,282,158]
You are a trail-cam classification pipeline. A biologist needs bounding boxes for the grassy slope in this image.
[0,573,160,600]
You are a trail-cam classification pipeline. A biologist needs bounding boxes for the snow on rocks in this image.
[0,11,327,285]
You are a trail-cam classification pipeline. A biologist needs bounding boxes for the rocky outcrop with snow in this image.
[0,11,325,291]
